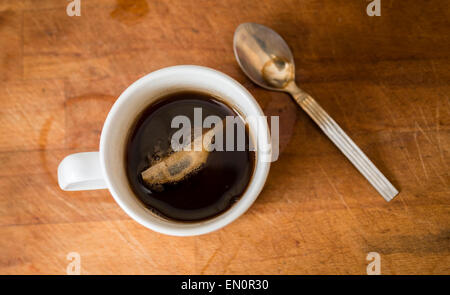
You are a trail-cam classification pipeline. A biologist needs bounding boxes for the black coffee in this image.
[125,91,255,222]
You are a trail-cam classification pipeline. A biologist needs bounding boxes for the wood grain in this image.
[0,0,449,274]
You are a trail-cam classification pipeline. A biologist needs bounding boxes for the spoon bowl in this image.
[233,23,295,91]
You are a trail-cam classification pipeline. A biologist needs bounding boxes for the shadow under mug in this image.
[57,65,271,236]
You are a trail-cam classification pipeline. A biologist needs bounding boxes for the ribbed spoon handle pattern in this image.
[292,89,399,201]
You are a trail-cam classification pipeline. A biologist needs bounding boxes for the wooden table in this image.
[0,0,449,275]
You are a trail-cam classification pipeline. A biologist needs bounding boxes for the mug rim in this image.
[99,65,271,236]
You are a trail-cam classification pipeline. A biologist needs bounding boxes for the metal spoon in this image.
[233,23,398,201]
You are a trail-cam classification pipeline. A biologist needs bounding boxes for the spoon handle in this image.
[290,86,399,201]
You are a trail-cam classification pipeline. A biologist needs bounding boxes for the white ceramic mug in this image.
[57,65,271,236]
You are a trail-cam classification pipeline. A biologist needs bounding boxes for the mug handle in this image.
[57,152,107,191]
